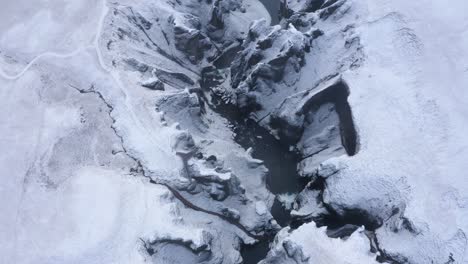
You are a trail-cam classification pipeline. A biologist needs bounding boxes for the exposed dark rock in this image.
[221,207,241,221]
[319,0,347,19]
[124,58,149,72]
[154,68,196,89]
[326,224,360,238]
[169,13,212,63]
[321,205,384,231]
[144,237,213,264]
[212,43,242,68]
[241,239,272,264]
[141,78,165,90]
[271,80,358,159]
[285,0,326,13]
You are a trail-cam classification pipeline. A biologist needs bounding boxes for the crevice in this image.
[198,64,308,264]
[368,232,403,264]
[298,80,359,156]
[141,237,212,263]
[299,146,329,161]
[158,182,263,240]
[126,7,200,76]
[198,73,366,263]
[319,205,382,232]
[113,2,362,263]
[198,45,364,264]
[69,84,148,178]
[69,84,262,241]
[288,174,383,235]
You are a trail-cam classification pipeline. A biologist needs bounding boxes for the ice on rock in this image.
[0,52,232,264]
[260,222,378,264]
[2,0,468,262]
[141,77,165,91]
[276,193,297,211]
[205,0,468,262]
[284,0,326,14]
[235,0,468,262]
[170,12,211,63]
[291,187,328,222]
[0,0,275,262]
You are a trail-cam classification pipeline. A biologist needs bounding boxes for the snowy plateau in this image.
[1,0,468,263]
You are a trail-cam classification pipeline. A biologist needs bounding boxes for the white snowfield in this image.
[261,223,378,264]
[317,0,468,262]
[0,0,103,78]
[0,0,267,263]
[0,0,468,263]
[0,49,233,264]
[249,0,468,262]
[273,0,468,262]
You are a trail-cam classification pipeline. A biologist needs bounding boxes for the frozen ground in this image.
[0,0,103,77]
[221,0,468,262]
[1,0,468,263]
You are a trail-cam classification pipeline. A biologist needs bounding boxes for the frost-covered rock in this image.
[284,0,325,14]
[141,77,165,90]
[260,222,378,264]
[2,0,468,263]
[0,50,251,264]
[0,0,274,263]
[229,20,312,114]
[291,187,328,222]
[231,0,468,262]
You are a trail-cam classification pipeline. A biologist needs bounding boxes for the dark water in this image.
[200,69,305,199]
[200,70,363,263]
[232,119,305,195]
[231,118,305,264]
[200,40,306,263]
[202,91,305,264]
[240,240,271,264]
[259,0,281,25]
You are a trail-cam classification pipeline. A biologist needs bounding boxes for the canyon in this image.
[1,0,468,263]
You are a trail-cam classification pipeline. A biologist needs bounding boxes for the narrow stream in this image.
[200,2,301,262]
[232,119,307,226]
[234,119,306,264]
[200,71,306,263]
[201,93,305,263]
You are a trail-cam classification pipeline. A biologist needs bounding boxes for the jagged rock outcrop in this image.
[229,19,312,114]
[2,0,468,263]
[170,13,212,63]
[260,222,378,264]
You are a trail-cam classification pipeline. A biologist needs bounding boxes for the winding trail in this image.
[0,0,108,81]
[2,0,264,250]
[91,3,264,241]
[0,48,90,80]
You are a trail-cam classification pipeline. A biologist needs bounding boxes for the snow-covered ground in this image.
[0,0,273,263]
[0,0,103,78]
[1,0,468,263]
[337,1,468,262]
[261,223,378,264]
[224,0,468,262]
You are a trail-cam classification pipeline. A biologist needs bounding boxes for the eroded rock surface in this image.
[1,0,468,263]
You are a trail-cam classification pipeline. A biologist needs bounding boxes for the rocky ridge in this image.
[1,0,468,263]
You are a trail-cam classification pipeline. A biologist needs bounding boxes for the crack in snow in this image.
[68,83,262,241]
